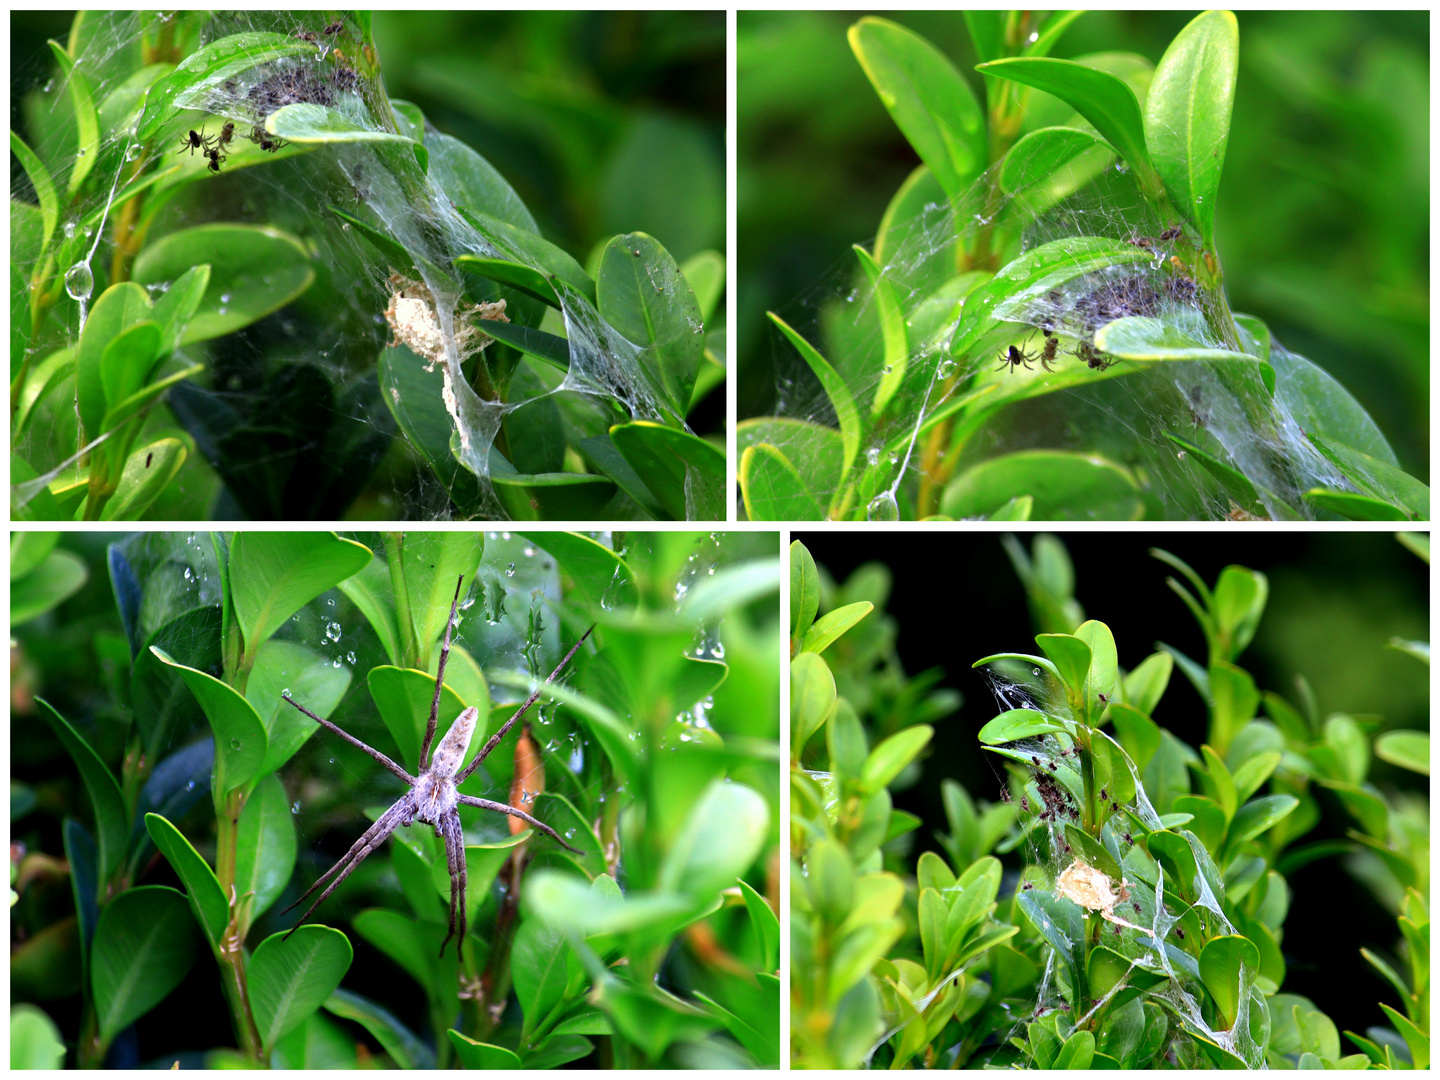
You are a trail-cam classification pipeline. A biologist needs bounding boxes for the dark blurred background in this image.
[740,12,1429,481]
[797,528,1429,1040]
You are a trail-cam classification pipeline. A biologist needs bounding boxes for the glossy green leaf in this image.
[235,773,297,923]
[398,533,485,661]
[367,667,471,775]
[596,232,705,419]
[47,40,100,197]
[741,443,824,522]
[860,725,933,793]
[491,471,618,521]
[13,347,76,441]
[1143,11,1238,247]
[1374,730,1429,775]
[250,927,354,1055]
[1227,794,1299,849]
[1307,435,1428,519]
[271,1011,357,1070]
[455,208,596,308]
[138,32,314,140]
[323,989,434,1070]
[1304,489,1411,521]
[249,640,351,776]
[610,421,725,521]
[150,648,268,794]
[74,282,153,440]
[976,57,1159,197]
[100,438,186,521]
[1000,126,1106,193]
[144,813,228,949]
[1124,651,1173,716]
[229,533,371,664]
[1198,935,1259,1031]
[526,872,691,937]
[351,909,440,999]
[767,312,861,481]
[99,362,205,435]
[849,17,985,197]
[790,540,821,643]
[523,532,636,611]
[680,250,724,322]
[97,320,162,419]
[35,699,127,882]
[1036,633,1093,699]
[1378,1004,1429,1070]
[942,450,1144,521]
[92,886,203,1044]
[1166,433,1271,519]
[1018,890,1084,1005]
[131,224,314,345]
[1055,1029,1096,1070]
[425,129,537,233]
[1272,349,1397,465]
[1095,317,1271,389]
[448,1031,521,1070]
[512,918,569,1041]
[472,317,569,372]
[801,602,873,656]
[852,246,909,416]
[977,708,1070,746]
[11,131,58,252]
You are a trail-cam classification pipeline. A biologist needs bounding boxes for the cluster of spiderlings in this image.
[1027,752,1080,834]
[1073,274,1164,332]
[243,61,344,115]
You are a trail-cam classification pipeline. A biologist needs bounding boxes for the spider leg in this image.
[282,693,414,785]
[419,575,466,774]
[282,796,414,935]
[436,810,468,961]
[455,625,595,786]
[456,794,584,855]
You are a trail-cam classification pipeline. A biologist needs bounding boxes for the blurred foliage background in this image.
[794,529,1428,1035]
[739,11,1428,481]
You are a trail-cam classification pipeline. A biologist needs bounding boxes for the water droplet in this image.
[185,780,196,791]
[325,621,342,642]
[866,491,899,521]
[866,447,880,466]
[1032,667,1043,677]
[882,364,893,375]
[64,263,94,301]
[505,562,516,577]
[229,738,242,751]
[291,801,301,814]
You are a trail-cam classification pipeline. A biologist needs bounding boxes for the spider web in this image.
[12,12,702,520]
[760,126,1391,521]
[961,661,1266,1068]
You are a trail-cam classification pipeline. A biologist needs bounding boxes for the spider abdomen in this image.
[430,706,479,776]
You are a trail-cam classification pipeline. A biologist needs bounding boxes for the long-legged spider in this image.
[280,575,589,960]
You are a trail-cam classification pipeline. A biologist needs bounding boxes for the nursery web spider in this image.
[280,575,589,960]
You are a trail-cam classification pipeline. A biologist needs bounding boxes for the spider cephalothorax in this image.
[281,575,589,960]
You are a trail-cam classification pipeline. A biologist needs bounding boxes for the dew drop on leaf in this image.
[229,738,242,751]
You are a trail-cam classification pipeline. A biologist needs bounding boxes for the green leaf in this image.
[975,57,1160,198]
[1095,317,1271,390]
[97,320,162,420]
[522,532,636,611]
[942,450,1145,521]
[10,1003,67,1069]
[98,363,205,436]
[1124,651,1173,716]
[399,532,485,659]
[47,40,100,198]
[977,708,1070,746]
[860,725,933,793]
[250,926,354,1055]
[35,699,128,883]
[609,421,725,521]
[790,651,836,760]
[739,878,779,973]
[149,264,212,355]
[526,872,691,937]
[472,317,569,372]
[491,470,618,521]
[1000,126,1108,194]
[852,246,909,417]
[1166,433,1270,519]
[92,886,203,1044]
[448,1031,522,1070]
[1374,730,1429,775]
[131,224,314,345]
[767,313,861,483]
[1304,489,1412,521]
[365,667,470,773]
[100,438,186,521]
[138,32,314,139]
[455,208,597,308]
[596,232,705,420]
[680,250,724,322]
[657,780,769,900]
[741,444,824,521]
[149,648,268,795]
[10,131,58,252]
[229,533,372,665]
[1036,633,1093,699]
[11,550,87,625]
[1143,11,1238,248]
[801,602,873,656]
[1055,1029,1096,1070]
[74,283,153,440]
[849,17,985,198]
[249,640,352,776]
[1198,935,1259,1032]
[234,773,297,923]
[511,918,570,1042]
[1378,1003,1430,1070]
[426,129,537,233]
[1307,435,1428,519]
[144,813,229,949]
[790,540,821,643]
[324,988,435,1070]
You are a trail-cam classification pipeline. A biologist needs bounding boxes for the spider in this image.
[996,344,1036,373]
[177,127,214,156]
[1158,223,1183,242]
[1038,332,1059,372]
[204,147,225,173]
[1073,342,1117,371]
[248,125,283,152]
[279,575,589,961]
